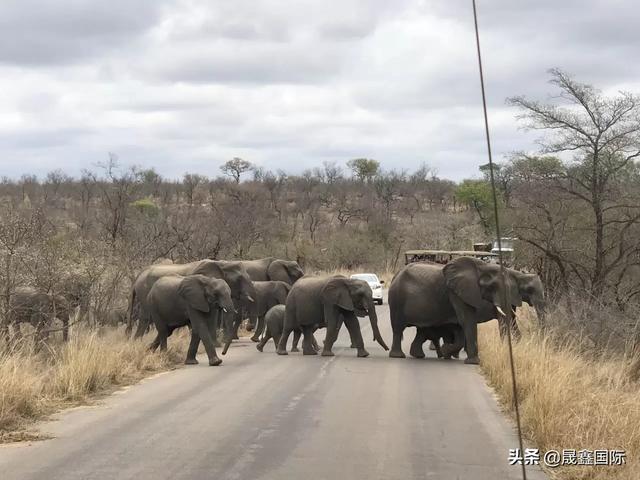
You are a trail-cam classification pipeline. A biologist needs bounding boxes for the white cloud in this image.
[0,0,638,180]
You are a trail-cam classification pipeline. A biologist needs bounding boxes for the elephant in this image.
[427,267,546,351]
[410,323,465,359]
[128,259,256,340]
[239,257,304,285]
[245,280,291,342]
[389,256,521,364]
[147,274,235,366]
[276,275,389,357]
[8,287,72,342]
[256,305,319,352]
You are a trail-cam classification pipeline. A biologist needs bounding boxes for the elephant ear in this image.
[192,260,224,279]
[321,277,354,311]
[178,276,210,313]
[443,256,485,309]
[506,275,523,308]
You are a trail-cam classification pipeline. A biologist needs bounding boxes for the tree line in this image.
[0,69,639,345]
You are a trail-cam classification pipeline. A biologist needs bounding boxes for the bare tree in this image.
[221,157,254,183]
[508,68,640,298]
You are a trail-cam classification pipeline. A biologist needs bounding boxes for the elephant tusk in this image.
[495,305,506,317]
[222,308,228,313]
[247,296,255,303]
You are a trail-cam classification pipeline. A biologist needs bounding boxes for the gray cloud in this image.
[0,1,637,180]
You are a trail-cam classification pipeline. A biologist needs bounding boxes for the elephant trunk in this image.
[367,299,389,351]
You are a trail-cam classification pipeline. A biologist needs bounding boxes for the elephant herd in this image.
[4,254,545,368]
[127,255,545,367]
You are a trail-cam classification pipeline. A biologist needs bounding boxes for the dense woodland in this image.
[1,70,639,351]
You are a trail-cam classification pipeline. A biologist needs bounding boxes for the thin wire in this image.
[472,2,527,479]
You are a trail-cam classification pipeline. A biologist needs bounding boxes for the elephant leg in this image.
[276,325,292,355]
[190,313,222,366]
[301,325,317,355]
[389,304,406,358]
[428,339,439,351]
[409,328,427,359]
[134,313,151,339]
[343,313,368,357]
[451,299,479,365]
[311,332,319,352]
[251,315,265,343]
[256,326,271,352]
[149,326,166,351]
[389,327,406,358]
[185,330,201,364]
[291,329,301,352]
[321,307,343,357]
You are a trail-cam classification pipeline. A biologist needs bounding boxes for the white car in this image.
[350,273,385,305]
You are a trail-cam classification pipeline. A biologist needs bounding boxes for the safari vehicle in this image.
[403,250,499,265]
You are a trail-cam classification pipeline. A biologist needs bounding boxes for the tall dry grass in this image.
[0,327,190,442]
[479,308,640,480]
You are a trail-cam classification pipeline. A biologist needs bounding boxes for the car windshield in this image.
[352,274,379,283]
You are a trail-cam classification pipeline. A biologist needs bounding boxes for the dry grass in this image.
[479,308,640,480]
[0,327,190,442]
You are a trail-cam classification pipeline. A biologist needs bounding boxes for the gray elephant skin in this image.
[147,274,235,366]
[9,287,72,342]
[277,275,389,357]
[239,257,304,285]
[389,256,522,364]
[507,268,546,333]
[246,280,291,342]
[256,305,319,353]
[128,259,256,339]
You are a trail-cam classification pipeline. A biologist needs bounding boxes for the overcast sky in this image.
[1,0,639,181]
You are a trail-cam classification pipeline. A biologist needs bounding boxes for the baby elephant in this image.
[147,274,235,366]
[257,305,319,353]
[411,323,464,360]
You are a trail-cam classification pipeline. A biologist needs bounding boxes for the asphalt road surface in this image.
[0,301,546,480]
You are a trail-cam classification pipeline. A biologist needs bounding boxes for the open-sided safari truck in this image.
[403,250,499,265]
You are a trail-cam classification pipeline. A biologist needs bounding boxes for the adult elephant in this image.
[239,257,304,285]
[147,275,235,366]
[9,287,72,342]
[389,256,521,364]
[245,281,291,342]
[427,267,546,351]
[128,260,255,339]
[276,276,389,357]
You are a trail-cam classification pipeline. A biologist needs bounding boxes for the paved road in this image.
[0,302,545,480]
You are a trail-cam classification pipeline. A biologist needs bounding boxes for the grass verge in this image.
[478,312,639,480]
[0,327,189,442]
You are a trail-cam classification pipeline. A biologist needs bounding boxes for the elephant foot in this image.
[389,349,406,358]
[185,358,199,365]
[250,335,260,343]
[303,348,318,355]
[452,352,460,359]
[321,350,335,357]
[256,343,264,352]
[409,345,425,359]
[350,344,357,348]
[233,334,239,340]
[209,357,223,366]
[357,349,370,358]
[291,346,300,352]
[464,356,480,365]
[276,349,288,356]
